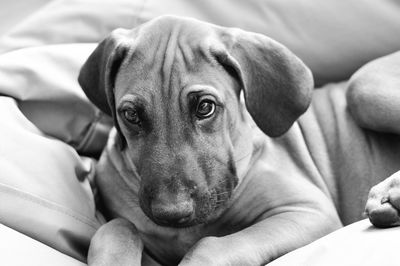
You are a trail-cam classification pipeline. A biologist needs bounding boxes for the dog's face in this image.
[113,53,243,227]
[79,16,313,228]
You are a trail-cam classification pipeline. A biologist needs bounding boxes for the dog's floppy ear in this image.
[78,29,132,148]
[211,28,313,137]
[78,28,131,115]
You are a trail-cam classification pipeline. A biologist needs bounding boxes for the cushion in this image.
[0,96,102,261]
[0,223,85,266]
[269,219,400,266]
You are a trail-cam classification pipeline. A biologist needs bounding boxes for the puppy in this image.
[78,15,400,265]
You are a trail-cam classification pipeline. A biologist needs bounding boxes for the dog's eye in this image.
[123,109,140,124]
[196,100,215,119]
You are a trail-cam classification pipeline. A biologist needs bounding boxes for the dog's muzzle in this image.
[140,172,237,228]
[140,178,198,228]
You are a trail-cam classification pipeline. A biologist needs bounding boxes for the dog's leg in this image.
[346,51,400,134]
[177,175,342,265]
[87,218,143,266]
[346,51,400,227]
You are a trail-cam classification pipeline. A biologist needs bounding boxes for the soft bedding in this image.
[1,0,400,264]
[0,223,85,266]
[269,219,400,266]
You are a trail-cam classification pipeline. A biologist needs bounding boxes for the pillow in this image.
[0,44,112,157]
[269,219,400,266]
[0,96,103,261]
[0,223,86,266]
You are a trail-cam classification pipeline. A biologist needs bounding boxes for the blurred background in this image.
[0,0,48,35]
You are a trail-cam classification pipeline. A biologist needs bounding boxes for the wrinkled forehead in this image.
[114,17,232,99]
[134,15,215,53]
[135,17,217,72]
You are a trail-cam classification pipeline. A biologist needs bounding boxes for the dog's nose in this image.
[151,200,194,227]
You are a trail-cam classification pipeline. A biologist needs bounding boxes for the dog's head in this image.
[79,16,313,228]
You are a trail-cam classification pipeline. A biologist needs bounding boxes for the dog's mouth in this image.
[140,173,238,228]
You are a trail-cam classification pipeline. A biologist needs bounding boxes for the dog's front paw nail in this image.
[365,173,400,228]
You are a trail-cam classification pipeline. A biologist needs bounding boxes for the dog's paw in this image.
[178,237,223,266]
[88,218,143,266]
[365,172,400,228]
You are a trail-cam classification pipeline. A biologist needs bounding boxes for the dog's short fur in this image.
[79,16,400,265]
